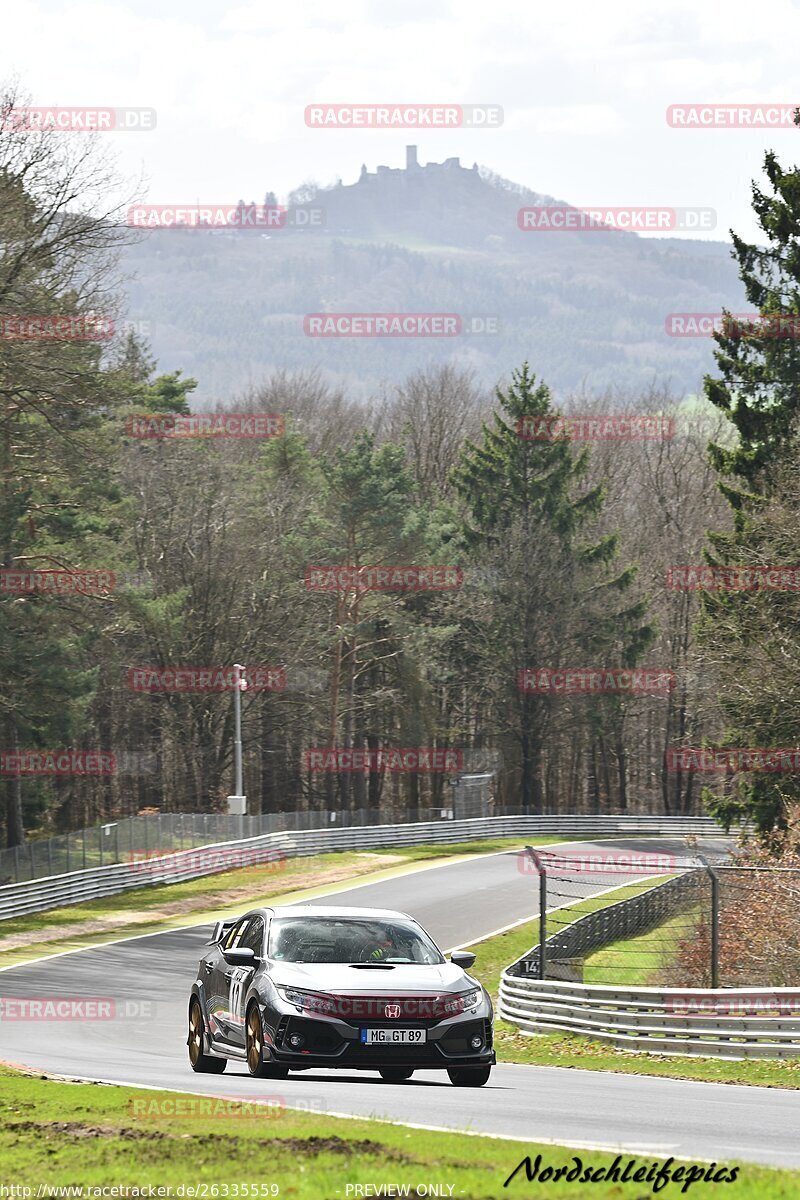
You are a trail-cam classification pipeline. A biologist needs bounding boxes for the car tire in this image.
[378,1067,414,1082]
[188,999,226,1073]
[246,1003,289,1079]
[447,1065,491,1087]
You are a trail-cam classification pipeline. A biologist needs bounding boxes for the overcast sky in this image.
[4,0,800,243]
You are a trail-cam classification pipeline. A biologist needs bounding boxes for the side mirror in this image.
[450,950,476,969]
[223,947,258,966]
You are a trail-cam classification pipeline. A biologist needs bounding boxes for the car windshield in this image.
[268,916,444,965]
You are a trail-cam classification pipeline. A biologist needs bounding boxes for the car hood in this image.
[270,961,472,994]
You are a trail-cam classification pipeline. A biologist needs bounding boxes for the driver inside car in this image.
[362,930,397,961]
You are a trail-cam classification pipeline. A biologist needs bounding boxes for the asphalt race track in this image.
[2,838,799,1168]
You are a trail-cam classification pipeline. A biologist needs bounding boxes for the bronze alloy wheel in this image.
[188,999,226,1074]
[247,1005,264,1074]
[246,1005,288,1078]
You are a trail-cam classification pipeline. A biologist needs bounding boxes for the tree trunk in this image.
[4,715,24,848]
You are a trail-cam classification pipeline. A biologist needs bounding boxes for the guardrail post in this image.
[525,844,548,980]
[698,854,720,989]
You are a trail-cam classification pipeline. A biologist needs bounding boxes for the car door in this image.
[204,916,247,1046]
[197,925,225,1032]
[225,914,265,1049]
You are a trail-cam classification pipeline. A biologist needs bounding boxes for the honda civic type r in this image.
[187,904,495,1086]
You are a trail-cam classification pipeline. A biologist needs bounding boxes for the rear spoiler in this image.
[206,917,237,945]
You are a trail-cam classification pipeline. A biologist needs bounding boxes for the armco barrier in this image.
[0,814,726,921]
[498,975,800,1058]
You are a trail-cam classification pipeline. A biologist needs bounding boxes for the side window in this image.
[240,916,265,956]
[224,918,247,950]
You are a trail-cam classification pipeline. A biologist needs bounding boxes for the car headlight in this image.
[275,986,339,1015]
[442,987,481,1016]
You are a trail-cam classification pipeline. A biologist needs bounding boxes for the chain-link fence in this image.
[511,847,800,989]
[0,801,474,888]
[0,803,504,886]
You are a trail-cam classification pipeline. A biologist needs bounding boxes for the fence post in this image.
[525,844,548,980]
[698,854,720,989]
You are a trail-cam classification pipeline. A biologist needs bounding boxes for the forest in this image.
[3,91,800,847]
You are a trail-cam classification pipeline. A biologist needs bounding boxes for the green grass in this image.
[460,885,800,1090]
[495,1024,800,1088]
[0,1065,796,1196]
[0,838,565,970]
[583,905,704,986]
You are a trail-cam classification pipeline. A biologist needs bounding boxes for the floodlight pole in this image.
[227,663,247,817]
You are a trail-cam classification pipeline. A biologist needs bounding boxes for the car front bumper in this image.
[262,1006,495,1070]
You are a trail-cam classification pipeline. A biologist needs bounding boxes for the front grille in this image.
[302,994,464,1021]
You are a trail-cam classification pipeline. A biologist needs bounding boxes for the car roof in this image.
[267,905,413,920]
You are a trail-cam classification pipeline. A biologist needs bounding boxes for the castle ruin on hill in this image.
[355,145,479,184]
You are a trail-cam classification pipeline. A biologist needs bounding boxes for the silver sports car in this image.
[187,904,495,1086]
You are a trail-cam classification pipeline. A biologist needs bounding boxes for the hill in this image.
[120,146,744,401]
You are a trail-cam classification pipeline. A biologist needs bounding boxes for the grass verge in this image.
[583,905,704,986]
[0,1064,796,1196]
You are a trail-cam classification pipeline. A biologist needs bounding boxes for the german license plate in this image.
[360,1027,426,1044]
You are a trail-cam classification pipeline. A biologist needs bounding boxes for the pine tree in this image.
[705,148,800,490]
[453,364,652,812]
[700,140,800,832]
